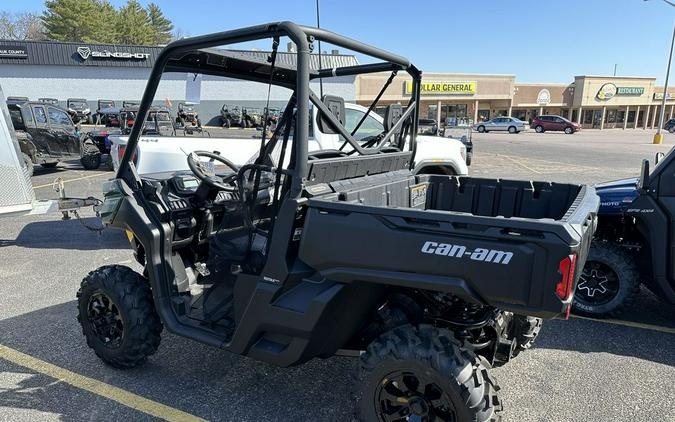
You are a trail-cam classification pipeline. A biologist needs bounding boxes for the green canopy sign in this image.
[616,86,644,96]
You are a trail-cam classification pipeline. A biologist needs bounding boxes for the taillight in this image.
[118,145,137,163]
[555,254,577,301]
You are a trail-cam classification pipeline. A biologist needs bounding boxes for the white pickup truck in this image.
[109,102,469,176]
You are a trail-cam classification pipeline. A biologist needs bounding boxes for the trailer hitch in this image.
[52,177,105,232]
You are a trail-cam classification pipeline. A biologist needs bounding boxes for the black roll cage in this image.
[117,21,422,197]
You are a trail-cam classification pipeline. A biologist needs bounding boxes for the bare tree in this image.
[171,27,188,41]
[0,12,46,40]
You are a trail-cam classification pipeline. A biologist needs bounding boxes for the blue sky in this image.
[4,0,675,83]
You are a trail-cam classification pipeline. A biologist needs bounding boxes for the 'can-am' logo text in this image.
[77,47,149,61]
[421,241,513,265]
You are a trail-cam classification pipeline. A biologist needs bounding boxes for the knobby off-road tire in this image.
[21,153,34,177]
[77,265,163,369]
[80,143,102,170]
[573,242,641,318]
[511,315,543,358]
[353,324,502,422]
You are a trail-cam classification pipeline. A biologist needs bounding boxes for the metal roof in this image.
[0,39,358,70]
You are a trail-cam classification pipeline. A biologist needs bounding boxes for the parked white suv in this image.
[109,103,469,176]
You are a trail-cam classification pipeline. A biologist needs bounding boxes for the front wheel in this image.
[535,125,544,133]
[573,242,641,318]
[669,127,675,133]
[80,143,102,170]
[564,126,574,134]
[477,125,485,133]
[77,265,163,368]
[353,325,502,422]
[22,153,34,177]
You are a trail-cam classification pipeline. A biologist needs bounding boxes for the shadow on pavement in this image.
[535,318,675,368]
[0,301,354,421]
[0,218,129,250]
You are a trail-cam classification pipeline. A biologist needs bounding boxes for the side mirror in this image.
[655,152,665,165]
[316,95,345,135]
[639,159,650,192]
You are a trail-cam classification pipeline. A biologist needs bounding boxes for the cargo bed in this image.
[299,172,600,318]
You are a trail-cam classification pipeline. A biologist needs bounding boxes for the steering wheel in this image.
[186,150,239,191]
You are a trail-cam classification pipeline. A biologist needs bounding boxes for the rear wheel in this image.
[21,153,34,177]
[508,126,517,134]
[511,315,543,357]
[353,325,502,422]
[564,126,574,134]
[535,125,544,133]
[77,265,162,368]
[573,242,641,318]
[477,125,485,133]
[80,143,102,170]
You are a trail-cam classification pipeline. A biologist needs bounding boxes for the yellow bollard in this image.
[654,133,664,144]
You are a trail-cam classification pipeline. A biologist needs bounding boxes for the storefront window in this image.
[442,104,467,126]
[583,110,594,125]
[605,109,616,124]
[512,109,527,121]
[478,110,490,122]
[616,111,625,124]
[427,104,437,120]
[627,110,636,123]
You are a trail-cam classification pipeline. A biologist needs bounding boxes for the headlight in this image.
[460,145,467,161]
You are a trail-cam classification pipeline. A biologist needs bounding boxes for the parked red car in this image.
[532,115,580,134]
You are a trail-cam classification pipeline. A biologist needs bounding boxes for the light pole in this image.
[646,0,675,144]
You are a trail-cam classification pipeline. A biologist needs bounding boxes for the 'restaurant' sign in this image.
[0,45,28,59]
[77,46,150,61]
[405,81,477,95]
[597,83,645,100]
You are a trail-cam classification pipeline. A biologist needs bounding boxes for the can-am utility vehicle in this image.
[574,153,675,317]
[8,101,102,174]
[78,22,599,421]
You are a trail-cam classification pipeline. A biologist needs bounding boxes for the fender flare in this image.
[413,159,462,176]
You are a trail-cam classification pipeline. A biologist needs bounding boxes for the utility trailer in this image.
[75,22,599,421]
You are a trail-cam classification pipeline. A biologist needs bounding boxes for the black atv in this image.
[8,101,102,174]
[176,102,201,128]
[574,153,675,317]
[78,22,599,421]
[220,104,245,127]
[67,98,93,124]
[95,99,116,125]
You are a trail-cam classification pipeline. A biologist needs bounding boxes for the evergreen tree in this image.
[42,0,102,42]
[147,3,173,45]
[116,0,153,45]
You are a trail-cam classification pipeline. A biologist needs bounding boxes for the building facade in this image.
[0,39,358,125]
[356,73,675,130]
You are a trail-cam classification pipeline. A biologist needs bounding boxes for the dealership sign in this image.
[405,81,477,95]
[597,83,645,100]
[0,45,28,59]
[77,46,150,61]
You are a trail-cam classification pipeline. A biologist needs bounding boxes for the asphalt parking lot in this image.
[1,128,674,421]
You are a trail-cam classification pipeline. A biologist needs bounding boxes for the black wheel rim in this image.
[87,292,124,348]
[375,370,457,422]
[576,261,620,306]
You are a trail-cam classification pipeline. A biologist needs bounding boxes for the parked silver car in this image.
[474,117,529,133]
